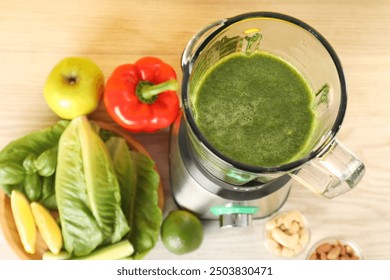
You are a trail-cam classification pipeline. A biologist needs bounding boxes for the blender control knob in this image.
[219,213,252,228]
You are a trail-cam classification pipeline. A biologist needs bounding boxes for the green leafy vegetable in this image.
[0,120,68,197]
[56,116,129,257]
[0,120,68,165]
[40,193,57,210]
[98,127,118,142]
[40,175,57,210]
[0,117,162,259]
[128,151,162,259]
[105,137,137,225]
[41,174,55,201]
[0,162,25,186]
[105,136,162,259]
[55,117,102,256]
[78,117,129,244]
[34,147,58,177]
[129,152,162,259]
[23,172,41,201]
[22,153,37,174]
[0,182,23,196]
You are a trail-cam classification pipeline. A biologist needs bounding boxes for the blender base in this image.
[169,114,291,222]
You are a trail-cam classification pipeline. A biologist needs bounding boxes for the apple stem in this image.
[69,77,77,84]
[64,75,78,85]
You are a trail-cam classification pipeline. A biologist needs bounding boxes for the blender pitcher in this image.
[171,12,365,226]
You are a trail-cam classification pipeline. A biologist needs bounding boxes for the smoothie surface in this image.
[193,51,316,167]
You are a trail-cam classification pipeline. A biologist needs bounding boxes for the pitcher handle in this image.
[290,139,365,199]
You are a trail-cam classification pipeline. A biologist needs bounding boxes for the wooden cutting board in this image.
[0,122,164,260]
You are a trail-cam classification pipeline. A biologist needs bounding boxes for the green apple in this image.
[43,57,104,119]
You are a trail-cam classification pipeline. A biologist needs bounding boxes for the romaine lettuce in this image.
[105,136,162,259]
[55,116,129,257]
[128,151,162,259]
[105,137,137,226]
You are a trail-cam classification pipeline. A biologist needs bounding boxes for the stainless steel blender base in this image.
[169,114,291,224]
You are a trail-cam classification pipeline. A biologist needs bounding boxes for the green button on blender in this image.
[210,205,259,216]
[210,206,259,228]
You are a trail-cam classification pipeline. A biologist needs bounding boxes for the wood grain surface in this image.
[0,0,389,260]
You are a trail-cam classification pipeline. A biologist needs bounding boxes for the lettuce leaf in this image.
[56,116,129,257]
[105,136,162,259]
[55,117,102,256]
[129,151,162,259]
[105,137,137,226]
[78,117,129,244]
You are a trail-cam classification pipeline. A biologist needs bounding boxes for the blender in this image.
[169,12,365,228]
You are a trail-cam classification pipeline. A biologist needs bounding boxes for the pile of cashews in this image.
[264,210,309,257]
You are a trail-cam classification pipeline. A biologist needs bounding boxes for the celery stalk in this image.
[71,240,134,260]
[43,240,134,260]
[42,251,71,260]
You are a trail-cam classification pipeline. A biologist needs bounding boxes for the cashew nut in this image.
[282,210,303,228]
[281,246,295,257]
[275,213,287,227]
[292,243,303,254]
[299,230,309,246]
[264,210,309,257]
[288,221,300,234]
[271,228,299,249]
[266,238,282,255]
[265,218,277,231]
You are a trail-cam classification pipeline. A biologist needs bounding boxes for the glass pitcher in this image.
[181,12,365,199]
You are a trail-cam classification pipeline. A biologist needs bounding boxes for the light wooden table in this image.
[0,0,389,260]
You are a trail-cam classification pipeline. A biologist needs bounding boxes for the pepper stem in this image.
[136,80,178,104]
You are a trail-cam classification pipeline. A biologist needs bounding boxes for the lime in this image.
[161,210,203,255]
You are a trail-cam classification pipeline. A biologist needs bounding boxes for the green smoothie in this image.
[192,51,316,167]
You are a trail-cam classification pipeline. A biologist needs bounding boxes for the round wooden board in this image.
[0,122,164,260]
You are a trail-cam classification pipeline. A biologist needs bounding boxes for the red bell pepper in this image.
[104,57,180,133]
